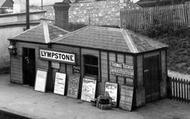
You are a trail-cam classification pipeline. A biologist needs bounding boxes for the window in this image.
[84,55,98,76]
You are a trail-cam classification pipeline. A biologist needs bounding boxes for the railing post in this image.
[167,76,172,99]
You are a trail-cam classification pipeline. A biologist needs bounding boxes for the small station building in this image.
[8,18,168,110]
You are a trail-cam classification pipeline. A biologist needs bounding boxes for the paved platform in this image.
[0,74,190,119]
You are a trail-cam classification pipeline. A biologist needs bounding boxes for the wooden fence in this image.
[120,2,190,31]
[167,76,190,103]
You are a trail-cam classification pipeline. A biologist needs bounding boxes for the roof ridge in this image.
[9,24,42,40]
[91,26,122,32]
[52,26,89,43]
[42,21,50,43]
[49,24,70,34]
[121,29,139,53]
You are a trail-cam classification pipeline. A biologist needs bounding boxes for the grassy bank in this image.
[145,27,190,74]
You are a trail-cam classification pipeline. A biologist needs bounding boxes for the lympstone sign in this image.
[40,49,75,64]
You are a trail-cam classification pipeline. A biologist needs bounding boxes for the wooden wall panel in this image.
[160,50,167,97]
[117,53,125,85]
[125,55,133,65]
[100,51,108,95]
[124,55,134,85]
[10,55,22,83]
[10,42,49,84]
[109,52,116,83]
[135,55,145,107]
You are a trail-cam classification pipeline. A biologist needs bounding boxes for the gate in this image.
[167,77,190,103]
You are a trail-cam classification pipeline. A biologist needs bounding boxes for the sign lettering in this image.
[110,62,134,78]
[40,49,75,64]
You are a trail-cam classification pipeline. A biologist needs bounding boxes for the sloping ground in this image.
[153,28,190,75]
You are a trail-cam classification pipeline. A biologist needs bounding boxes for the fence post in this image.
[167,76,172,99]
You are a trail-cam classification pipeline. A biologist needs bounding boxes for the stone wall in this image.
[69,1,139,26]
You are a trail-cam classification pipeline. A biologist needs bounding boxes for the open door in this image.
[23,48,36,86]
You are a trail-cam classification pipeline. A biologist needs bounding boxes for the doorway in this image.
[23,48,36,86]
[144,55,160,103]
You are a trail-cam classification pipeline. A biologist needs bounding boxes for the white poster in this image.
[105,82,118,103]
[34,69,47,92]
[81,78,97,102]
[54,72,66,95]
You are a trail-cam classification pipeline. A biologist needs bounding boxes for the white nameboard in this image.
[34,69,47,92]
[54,72,66,95]
[81,77,97,102]
[105,82,118,104]
[40,49,75,64]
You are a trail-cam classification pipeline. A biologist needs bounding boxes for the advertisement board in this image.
[67,75,80,98]
[119,85,134,111]
[105,82,118,104]
[81,77,97,102]
[54,72,66,95]
[34,69,47,92]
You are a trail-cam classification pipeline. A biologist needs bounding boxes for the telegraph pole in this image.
[26,0,30,30]
[41,0,43,10]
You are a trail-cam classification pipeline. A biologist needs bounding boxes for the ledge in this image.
[0,20,40,28]
[0,10,46,18]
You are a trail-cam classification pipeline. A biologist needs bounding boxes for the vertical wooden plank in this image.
[99,50,102,82]
[175,78,177,100]
[171,78,174,99]
[124,54,126,85]
[115,53,118,83]
[117,53,125,85]
[107,52,110,82]
[184,81,187,102]
[78,47,82,99]
[109,52,116,83]
[188,80,189,101]
[172,78,174,99]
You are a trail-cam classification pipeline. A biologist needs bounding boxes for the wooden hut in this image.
[8,22,168,111]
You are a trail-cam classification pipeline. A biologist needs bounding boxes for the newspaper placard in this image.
[34,69,47,92]
[119,85,134,111]
[54,72,66,95]
[105,82,118,104]
[81,77,97,102]
[67,75,80,98]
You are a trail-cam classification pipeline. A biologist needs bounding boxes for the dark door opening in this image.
[23,48,36,86]
[144,55,160,103]
[46,67,57,92]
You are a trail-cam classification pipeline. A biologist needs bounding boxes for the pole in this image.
[26,0,30,30]
[41,0,43,10]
